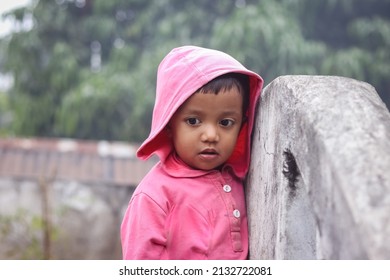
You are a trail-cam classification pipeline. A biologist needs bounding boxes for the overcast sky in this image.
[0,0,31,37]
[0,1,31,89]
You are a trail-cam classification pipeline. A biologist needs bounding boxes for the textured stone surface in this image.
[246,75,390,259]
[0,178,133,259]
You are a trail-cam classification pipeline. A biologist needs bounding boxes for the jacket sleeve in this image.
[121,192,167,259]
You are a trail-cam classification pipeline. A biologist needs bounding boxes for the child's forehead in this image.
[176,88,243,114]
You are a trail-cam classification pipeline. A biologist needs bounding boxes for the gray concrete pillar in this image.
[246,75,390,259]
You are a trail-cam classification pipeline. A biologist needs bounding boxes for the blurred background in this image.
[0,0,389,259]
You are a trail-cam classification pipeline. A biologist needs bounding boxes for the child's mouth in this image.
[199,148,219,159]
[200,148,218,154]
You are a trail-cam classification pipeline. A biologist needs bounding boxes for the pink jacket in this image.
[121,46,263,259]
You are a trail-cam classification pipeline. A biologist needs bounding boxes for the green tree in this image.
[3,0,87,136]
[1,0,242,141]
[283,0,390,106]
[1,0,389,142]
[209,0,327,84]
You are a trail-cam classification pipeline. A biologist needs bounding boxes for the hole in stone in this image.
[282,149,300,190]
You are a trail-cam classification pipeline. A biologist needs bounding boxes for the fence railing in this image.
[246,75,390,259]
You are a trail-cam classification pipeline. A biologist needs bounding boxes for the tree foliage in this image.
[0,0,389,141]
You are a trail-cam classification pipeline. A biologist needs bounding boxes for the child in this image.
[121,46,263,259]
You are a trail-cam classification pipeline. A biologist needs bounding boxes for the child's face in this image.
[168,87,243,170]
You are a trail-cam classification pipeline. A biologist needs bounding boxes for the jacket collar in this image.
[162,152,237,180]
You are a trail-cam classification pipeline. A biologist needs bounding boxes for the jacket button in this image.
[233,209,240,218]
[223,184,232,192]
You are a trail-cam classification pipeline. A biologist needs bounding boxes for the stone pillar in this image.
[246,75,390,259]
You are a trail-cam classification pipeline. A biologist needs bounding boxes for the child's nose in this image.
[201,124,219,142]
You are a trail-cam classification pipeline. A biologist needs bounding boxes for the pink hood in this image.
[137,46,263,179]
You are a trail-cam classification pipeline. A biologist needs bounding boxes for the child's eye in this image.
[220,119,235,127]
[186,118,201,126]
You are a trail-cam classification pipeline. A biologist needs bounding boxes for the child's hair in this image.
[195,73,250,115]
